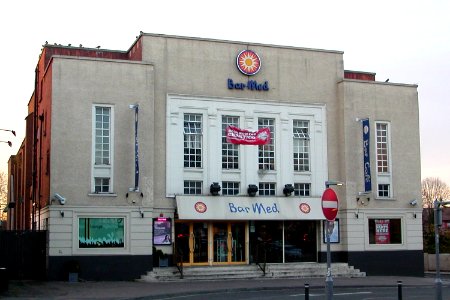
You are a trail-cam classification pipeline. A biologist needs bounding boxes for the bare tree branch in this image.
[0,171,7,221]
[422,177,450,208]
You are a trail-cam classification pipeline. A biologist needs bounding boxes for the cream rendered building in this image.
[11,33,422,280]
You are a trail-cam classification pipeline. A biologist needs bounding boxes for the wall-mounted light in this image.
[356,191,370,205]
[413,213,417,219]
[354,212,359,219]
[139,208,144,218]
[60,210,64,217]
[248,184,258,197]
[409,199,418,206]
[210,182,221,196]
[325,180,344,188]
[283,184,294,196]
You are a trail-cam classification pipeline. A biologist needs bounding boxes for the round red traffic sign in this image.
[321,188,339,221]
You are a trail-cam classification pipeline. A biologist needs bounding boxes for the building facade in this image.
[6,33,423,280]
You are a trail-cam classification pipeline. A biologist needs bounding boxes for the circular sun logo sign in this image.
[194,201,207,213]
[236,50,261,76]
[299,203,311,214]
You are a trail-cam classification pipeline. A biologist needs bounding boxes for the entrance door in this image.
[192,222,208,263]
[213,222,246,263]
[175,221,247,265]
[174,222,208,265]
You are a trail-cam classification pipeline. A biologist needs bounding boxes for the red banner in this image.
[226,126,271,145]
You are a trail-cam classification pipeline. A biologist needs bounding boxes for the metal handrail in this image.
[255,242,267,276]
[173,243,184,279]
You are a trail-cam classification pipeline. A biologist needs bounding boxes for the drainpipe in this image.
[32,66,39,230]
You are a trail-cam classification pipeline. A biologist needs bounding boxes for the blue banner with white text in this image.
[134,106,139,190]
[362,119,372,192]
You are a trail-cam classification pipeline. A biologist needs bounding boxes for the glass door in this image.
[174,222,190,263]
[176,221,247,265]
[193,222,208,263]
[175,222,209,265]
[213,222,247,263]
[231,223,246,262]
[213,222,228,263]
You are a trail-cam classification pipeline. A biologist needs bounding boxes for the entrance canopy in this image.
[176,196,326,220]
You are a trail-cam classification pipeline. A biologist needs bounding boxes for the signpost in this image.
[434,199,450,300]
[322,187,339,300]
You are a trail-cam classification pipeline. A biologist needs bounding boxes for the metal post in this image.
[397,280,402,300]
[434,199,442,300]
[305,283,309,300]
[326,221,333,300]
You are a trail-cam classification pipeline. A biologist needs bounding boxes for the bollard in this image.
[304,283,309,300]
[397,280,402,300]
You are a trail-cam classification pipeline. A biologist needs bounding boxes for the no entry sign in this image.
[321,188,339,221]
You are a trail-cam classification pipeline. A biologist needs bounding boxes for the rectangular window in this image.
[95,107,111,165]
[369,219,401,244]
[79,217,124,248]
[184,114,202,168]
[293,120,310,172]
[259,182,276,196]
[95,178,110,193]
[258,118,275,170]
[222,181,240,195]
[184,180,202,195]
[294,183,311,196]
[378,184,390,198]
[376,123,389,173]
[92,105,113,193]
[222,116,239,169]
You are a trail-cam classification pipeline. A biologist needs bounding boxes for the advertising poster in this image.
[375,219,390,244]
[153,218,172,245]
[322,219,340,243]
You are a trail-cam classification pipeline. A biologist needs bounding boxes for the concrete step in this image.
[139,263,366,282]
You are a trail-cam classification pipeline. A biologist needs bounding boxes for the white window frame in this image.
[222,115,240,170]
[183,180,203,195]
[73,213,130,255]
[294,183,311,197]
[259,182,276,196]
[222,181,240,195]
[258,118,275,171]
[375,121,393,199]
[91,105,114,194]
[293,120,310,172]
[183,113,203,169]
[364,214,406,250]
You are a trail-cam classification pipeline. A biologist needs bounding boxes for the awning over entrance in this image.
[176,196,326,220]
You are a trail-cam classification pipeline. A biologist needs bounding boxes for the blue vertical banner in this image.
[362,119,372,192]
[134,105,140,191]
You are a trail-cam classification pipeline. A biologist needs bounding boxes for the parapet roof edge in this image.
[137,32,344,55]
[339,78,418,88]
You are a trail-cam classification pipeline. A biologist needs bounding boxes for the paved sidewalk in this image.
[2,276,450,299]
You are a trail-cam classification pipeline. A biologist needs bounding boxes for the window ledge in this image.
[88,193,117,197]
[375,197,396,201]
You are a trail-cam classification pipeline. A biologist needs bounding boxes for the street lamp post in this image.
[0,129,16,136]
[323,180,343,300]
[325,220,333,300]
[434,198,450,300]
